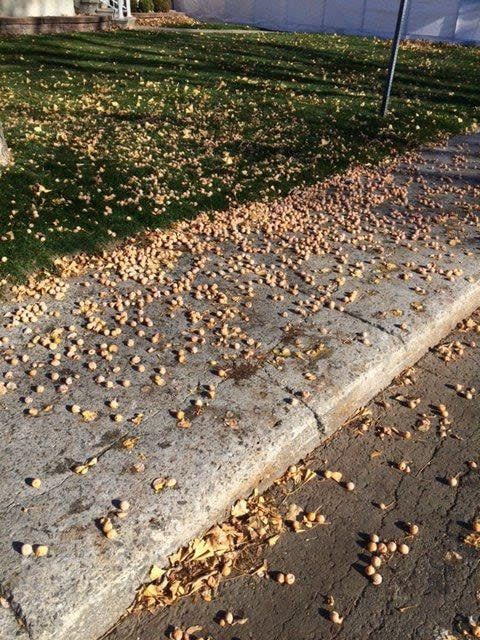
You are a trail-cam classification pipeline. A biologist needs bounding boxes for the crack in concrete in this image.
[297,396,326,435]
[0,585,31,639]
[415,437,445,478]
[332,581,369,639]
[341,307,405,344]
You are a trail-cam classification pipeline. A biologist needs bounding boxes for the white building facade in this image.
[175,0,480,44]
[0,0,131,19]
[0,0,76,16]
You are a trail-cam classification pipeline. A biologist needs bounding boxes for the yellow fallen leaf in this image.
[142,584,160,598]
[122,437,138,449]
[132,413,144,426]
[81,410,97,423]
[325,470,343,482]
[73,464,88,475]
[303,468,317,483]
[169,548,186,566]
[464,532,480,549]
[169,580,181,597]
[231,499,249,518]
[189,538,215,562]
[149,565,165,581]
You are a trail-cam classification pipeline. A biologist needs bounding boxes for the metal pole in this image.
[380,0,409,117]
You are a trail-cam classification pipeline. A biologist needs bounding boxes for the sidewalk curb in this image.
[6,278,480,640]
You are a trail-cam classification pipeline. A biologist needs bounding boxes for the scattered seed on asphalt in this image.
[371,573,383,585]
[329,611,343,625]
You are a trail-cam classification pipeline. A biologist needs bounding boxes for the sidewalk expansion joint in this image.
[341,308,404,344]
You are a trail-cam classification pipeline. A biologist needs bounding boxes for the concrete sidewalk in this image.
[0,132,479,640]
[132,26,263,33]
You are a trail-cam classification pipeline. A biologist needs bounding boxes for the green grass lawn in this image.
[0,30,478,281]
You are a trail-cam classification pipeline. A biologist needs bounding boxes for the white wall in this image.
[0,0,76,16]
[175,0,480,44]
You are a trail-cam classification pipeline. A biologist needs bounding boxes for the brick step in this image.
[0,14,112,34]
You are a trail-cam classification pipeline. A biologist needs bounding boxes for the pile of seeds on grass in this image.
[133,12,200,28]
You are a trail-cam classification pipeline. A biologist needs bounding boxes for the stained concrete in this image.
[0,132,478,640]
